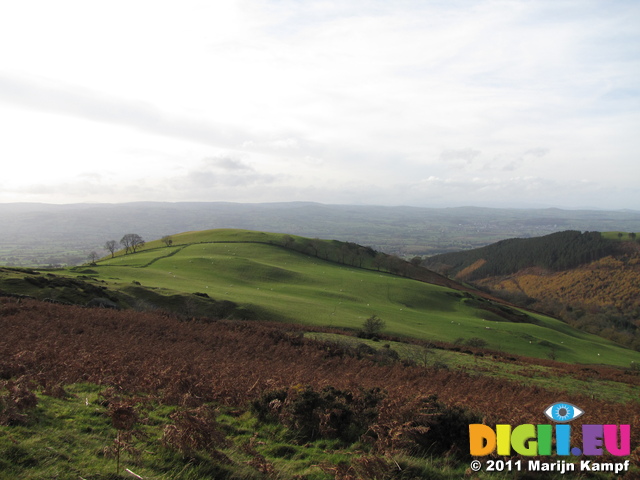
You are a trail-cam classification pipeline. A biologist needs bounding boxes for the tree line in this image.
[106,234,146,257]
[278,234,422,278]
[88,231,436,288]
[426,230,619,281]
[87,234,148,263]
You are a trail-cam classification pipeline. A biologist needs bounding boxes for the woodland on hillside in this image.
[478,255,640,351]
[426,231,619,281]
[427,232,640,351]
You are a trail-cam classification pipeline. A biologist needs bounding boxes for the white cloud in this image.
[0,1,638,208]
[204,157,253,171]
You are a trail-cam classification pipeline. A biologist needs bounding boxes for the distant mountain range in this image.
[2,201,640,266]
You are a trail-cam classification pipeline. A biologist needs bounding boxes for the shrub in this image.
[369,394,482,458]
[252,385,384,443]
[251,388,288,423]
[359,315,386,339]
[465,337,488,348]
[162,406,228,458]
[0,380,38,426]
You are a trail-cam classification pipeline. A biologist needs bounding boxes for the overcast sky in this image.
[1,1,639,209]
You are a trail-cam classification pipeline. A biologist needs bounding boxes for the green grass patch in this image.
[304,332,640,404]
[602,231,640,241]
[89,230,640,366]
[4,228,640,366]
[0,383,509,480]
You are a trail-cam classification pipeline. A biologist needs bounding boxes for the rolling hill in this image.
[423,230,623,280]
[2,201,640,266]
[2,228,639,367]
[425,230,640,350]
[3,228,640,478]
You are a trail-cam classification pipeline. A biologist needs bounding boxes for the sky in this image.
[1,1,639,209]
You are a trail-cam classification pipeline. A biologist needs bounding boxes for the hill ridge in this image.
[425,230,621,280]
[425,230,640,351]
[3,201,640,266]
[2,228,637,366]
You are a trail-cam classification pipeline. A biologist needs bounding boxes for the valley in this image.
[2,229,638,367]
[2,202,640,266]
[2,226,640,478]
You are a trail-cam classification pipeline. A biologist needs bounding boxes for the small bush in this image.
[162,406,228,458]
[465,337,488,348]
[360,315,386,339]
[251,388,288,423]
[0,380,38,426]
[251,385,384,443]
[356,343,377,356]
[369,394,482,458]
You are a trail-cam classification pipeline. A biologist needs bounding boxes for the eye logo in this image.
[544,402,584,423]
[470,402,631,457]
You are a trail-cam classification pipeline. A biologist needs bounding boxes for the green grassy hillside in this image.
[45,228,636,367]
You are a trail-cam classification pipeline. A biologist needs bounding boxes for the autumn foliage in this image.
[1,298,640,465]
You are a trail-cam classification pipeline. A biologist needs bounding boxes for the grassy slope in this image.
[304,332,640,404]
[65,229,640,367]
[0,384,361,480]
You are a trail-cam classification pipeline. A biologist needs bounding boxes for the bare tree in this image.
[120,234,145,254]
[417,345,433,367]
[88,251,100,264]
[104,240,118,258]
[161,235,173,247]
